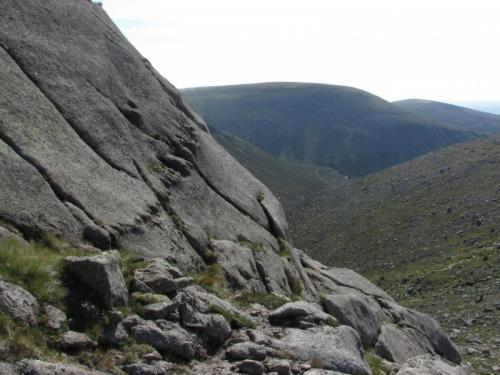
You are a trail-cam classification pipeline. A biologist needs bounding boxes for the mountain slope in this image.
[210,127,346,200]
[182,83,479,177]
[395,99,500,135]
[289,136,500,373]
[0,1,471,374]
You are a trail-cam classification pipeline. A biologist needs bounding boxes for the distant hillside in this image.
[210,127,346,200]
[289,136,500,373]
[182,83,479,177]
[395,99,500,135]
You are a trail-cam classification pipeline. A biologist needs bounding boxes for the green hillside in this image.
[210,127,346,200]
[395,99,500,135]
[182,82,479,177]
[288,136,500,374]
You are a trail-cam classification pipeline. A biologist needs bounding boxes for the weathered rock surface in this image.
[58,331,97,353]
[268,326,371,375]
[395,354,475,375]
[375,324,435,364]
[269,300,334,328]
[42,304,66,331]
[131,258,192,295]
[130,320,206,360]
[0,280,39,325]
[323,294,386,347]
[382,300,461,364]
[226,342,270,361]
[63,250,128,309]
[18,359,108,374]
[237,359,266,375]
[121,361,174,375]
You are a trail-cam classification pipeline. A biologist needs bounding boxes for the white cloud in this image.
[102,0,500,101]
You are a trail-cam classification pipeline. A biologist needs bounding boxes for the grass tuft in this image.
[208,305,256,329]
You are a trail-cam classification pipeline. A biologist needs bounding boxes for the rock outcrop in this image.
[0,1,470,374]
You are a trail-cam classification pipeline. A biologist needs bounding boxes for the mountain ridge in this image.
[182,82,479,177]
[394,99,500,135]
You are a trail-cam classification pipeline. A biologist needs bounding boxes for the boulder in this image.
[375,324,435,364]
[63,251,128,309]
[141,301,179,320]
[131,258,192,295]
[42,303,66,331]
[99,322,129,348]
[237,360,266,375]
[323,294,386,347]
[226,342,270,361]
[179,302,231,349]
[269,301,335,328]
[395,354,475,375]
[300,255,393,301]
[210,240,267,292]
[58,331,97,353]
[121,361,174,375]
[0,280,39,325]
[130,320,206,360]
[266,359,292,375]
[382,300,461,364]
[17,359,108,375]
[268,325,370,375]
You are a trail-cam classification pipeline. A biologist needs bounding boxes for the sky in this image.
[102,0,500,102]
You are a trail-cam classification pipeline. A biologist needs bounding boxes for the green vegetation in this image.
[183,83,477,178]
[208,305,256,329]
[237,235,266,254]
[290,136,500,374]
[365,351,391,375]
[0,237,87,307]
[232,292,289,310]
[209,126,345,203]
[130,292,170,305]
[0,313,60,362]
[121,251,147,289]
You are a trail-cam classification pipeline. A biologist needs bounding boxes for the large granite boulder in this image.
[0,280,39,325]
[323,294,386,347]
[267,325,371,375]
[63,250,128,309]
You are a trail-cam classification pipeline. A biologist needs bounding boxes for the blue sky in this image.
[103,0,500,102]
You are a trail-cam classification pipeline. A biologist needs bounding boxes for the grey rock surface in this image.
[0,0,288,275]
[42,303,66,331]
[268,325,370,375]
[237,359,266,375]
[0,280,39,325]
[131,320,206,360]
[382,300,461,364]
[395,354,475,375]
[131,258,191,295]
[63,250,128,309]
[226,342,270,361]
[58,331,97,353]
[17,359,109,375]
[121,361,174,375]
[269,300,334,328]
[375,324,435,364]
[323,294,386,347]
